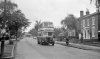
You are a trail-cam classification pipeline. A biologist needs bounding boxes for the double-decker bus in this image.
[37,22,55,45]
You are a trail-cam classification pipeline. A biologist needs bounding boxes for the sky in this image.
[12,0,96,32]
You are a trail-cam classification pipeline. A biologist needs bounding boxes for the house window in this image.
[92,26,95,37]
[81,21,82,27]
[83,30,85,39]
[92,17,95,25]
[83,20,85,27]
[87,19,89,26]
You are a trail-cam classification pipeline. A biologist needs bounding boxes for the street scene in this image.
[0,0,100,59]
[15,37,100,59]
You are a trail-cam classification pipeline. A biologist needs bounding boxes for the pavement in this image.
[15,37,100,59]
[0,40,17,59]
[55,41,100,52]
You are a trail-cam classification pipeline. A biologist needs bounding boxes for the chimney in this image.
[86,9,90,15]
[80,11,84,17]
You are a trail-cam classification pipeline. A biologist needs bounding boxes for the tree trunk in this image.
[0,40,5,57]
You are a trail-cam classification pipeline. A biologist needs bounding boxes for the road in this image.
[15,37,100,59]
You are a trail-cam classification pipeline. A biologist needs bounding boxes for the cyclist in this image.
[65,37,69,46]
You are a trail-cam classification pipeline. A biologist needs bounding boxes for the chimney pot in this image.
[80,11,84,17]
[86,9,90,15]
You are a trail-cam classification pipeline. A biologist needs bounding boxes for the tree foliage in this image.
[0,1,30,37]
[34,20,42,31]
[61,14,78,30]
[90,0,100,8]
[29,28,37,36]
[54,28,62,37]
[0,1,17,11]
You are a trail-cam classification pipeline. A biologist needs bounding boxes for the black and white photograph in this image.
[0,0,100,59]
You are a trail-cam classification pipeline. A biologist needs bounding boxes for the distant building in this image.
[68,29,76,37]
[78,10,100,41]
[24,32,32,37]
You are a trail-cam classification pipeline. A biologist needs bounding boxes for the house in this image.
[79,10,100,41]
[68,29,76,37]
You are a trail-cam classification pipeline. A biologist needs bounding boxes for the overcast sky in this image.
[13,0,96,32]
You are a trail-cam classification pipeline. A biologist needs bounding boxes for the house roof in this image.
[78,12,99,19]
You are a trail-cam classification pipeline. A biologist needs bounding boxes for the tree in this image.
[0,1,18,26]
[90,0,100,8]
[0,0,17,11]
[0,1,30,39]
[54,28,62,38]
[61,14,78,30]
[29,28,37,36]
[34,20,42,31]
[8,10,30,38]
[0,0,30,57]
[0,0,18,57]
